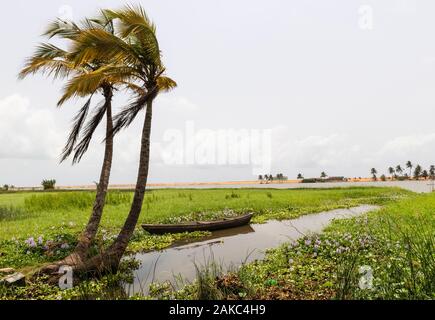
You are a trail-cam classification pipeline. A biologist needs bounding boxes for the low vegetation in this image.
[0,187,424,300]
[155,192,434,300]
[0,187,409,242]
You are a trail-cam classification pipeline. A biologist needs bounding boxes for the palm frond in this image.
[72,99,108,163]
[43,19,80,39]
[70,28,141,68]
[103,5,161,67]
[57,69,109,106]
[60,96,93,163]
[111,87,158,137]
[18,43,73,80]
[119,81,146,95]
[157,76,177,92]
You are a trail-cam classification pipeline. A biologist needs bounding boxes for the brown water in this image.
[126,205,379,295]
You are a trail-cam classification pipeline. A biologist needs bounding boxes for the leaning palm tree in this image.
[65,5,177,271]
[370,168,377,181]
[388,167,395,180]
[395,165,403,177]
[429,165,435,180]
[406,161,413,179]
[19,15,137,267]
[413,165,422,180]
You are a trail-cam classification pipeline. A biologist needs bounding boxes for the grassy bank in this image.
[161,192,434,300]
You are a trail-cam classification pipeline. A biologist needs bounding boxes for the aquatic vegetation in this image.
[158,209,246,224]
[161,193,435,300]
[127,231,211,253]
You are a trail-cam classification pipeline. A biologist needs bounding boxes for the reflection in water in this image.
[125,205,379,295]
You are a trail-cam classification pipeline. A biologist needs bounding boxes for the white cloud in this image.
[158,95,199,112]
[271,126,362,170]
[379,133,435,159]
[0,94,64,160]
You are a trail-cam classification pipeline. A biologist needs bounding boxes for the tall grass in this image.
[24,191,132,212]
[334,194,435,300]
[0,206,31,221]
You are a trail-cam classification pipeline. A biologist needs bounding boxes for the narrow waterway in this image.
[126,205,379,295]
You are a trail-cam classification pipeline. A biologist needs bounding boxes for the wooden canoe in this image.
[142,213,254,235]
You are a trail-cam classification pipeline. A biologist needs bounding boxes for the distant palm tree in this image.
[297,173,304,180]
[421,170,429,180]
[396,165,403,177]
[370,168,378,181]
[413,165,422,180]
[406,161,413,178]
[321,172,327,179]
[388,167,395,180]
[430,165,435,180]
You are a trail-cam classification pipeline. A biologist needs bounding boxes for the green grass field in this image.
[0,187,410,241]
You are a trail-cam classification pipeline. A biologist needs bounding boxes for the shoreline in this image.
[11,177,434,192]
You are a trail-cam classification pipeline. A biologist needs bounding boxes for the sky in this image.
[1,0,435,186]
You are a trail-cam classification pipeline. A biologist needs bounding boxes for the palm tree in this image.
[429,165,435,180]
[406,161,413,178]
[421,170,429,180]
[413,165,422,180]
[297,173,304,180]
[395,165,403,177]
[67,6,177,270]
[19,15,136,265]
[321,172,327,179]
[388,167,395,180]
[370,168,377,181]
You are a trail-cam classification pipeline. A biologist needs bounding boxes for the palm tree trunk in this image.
[40,94,155,279]
[102,98,154,269]
[65,88,114,264]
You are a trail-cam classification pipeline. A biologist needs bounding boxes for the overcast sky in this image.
[1,0,435,186]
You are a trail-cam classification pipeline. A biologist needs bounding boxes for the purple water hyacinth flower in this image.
[314,245,320,252]
[336,247,344,254]
[25,237,36,248]
[315,239,322,246]
[60,243,70,250]
[305,239,312,246]
[38,236,43,245]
